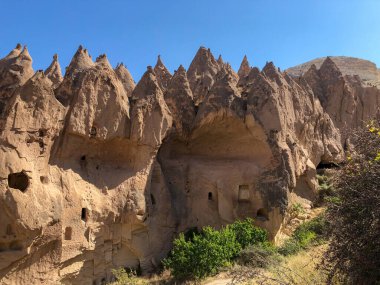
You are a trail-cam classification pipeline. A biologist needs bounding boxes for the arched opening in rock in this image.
[256,208,269,221]
[81,208,88,222]
[64,227,72,240]
[150,194,156,205]
[208,192,213,200]
[8,172,29,192]
[81,155,86,161]
[194,105,199,114]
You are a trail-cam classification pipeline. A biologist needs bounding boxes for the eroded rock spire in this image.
[187,46,219,105]
[154,55,172,91]
[115,63,135,97]
[44,54,63,88]
[238,55,251,78]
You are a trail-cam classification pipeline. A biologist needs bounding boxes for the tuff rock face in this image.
[0,45,376,284]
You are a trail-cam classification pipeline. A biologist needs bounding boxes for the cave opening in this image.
[8,172,29,192]
[208,192,213,200]
[81,208,88,222]
[38,129,46,137]
[256,208,269,221]
[316,162,340,170]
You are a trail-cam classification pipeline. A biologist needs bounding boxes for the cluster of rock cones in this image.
[0,44,379,284]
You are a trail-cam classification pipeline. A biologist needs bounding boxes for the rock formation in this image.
[45,54,63,88]
[238,55,251,78]
[0,45,377,284]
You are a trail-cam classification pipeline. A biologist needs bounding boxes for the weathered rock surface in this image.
[0,45,377,285]
[287,56,380,87]
[45,54,63,88]
[301,57,380,136]
[115,63,135,97]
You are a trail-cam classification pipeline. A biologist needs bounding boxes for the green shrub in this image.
[163,226,240,280]
[163,218,268,280]
[279,215,326,256]
[228,218,268,249]
[291,203,305,216]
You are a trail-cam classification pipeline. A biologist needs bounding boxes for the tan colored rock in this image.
[164,65,195,137]
[302,57,380,135]
[187,47,219,105]
[55,45,95,106]
[237,55,251,79]
[287,55,380,86]
[0,44,34,116]
[44,54,63,88]
[153,55,172,91]
[1,45,377,285]
[115,63,135,97]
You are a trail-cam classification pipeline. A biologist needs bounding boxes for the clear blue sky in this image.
[1,0,379,81]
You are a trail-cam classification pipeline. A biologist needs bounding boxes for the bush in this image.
[163,218,268,280]
[324,120,380,284]
[228,218,268,249]
[278,215,326,256]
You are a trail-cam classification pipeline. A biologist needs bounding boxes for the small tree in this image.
[324,120,380,284]
[228,218,268,249]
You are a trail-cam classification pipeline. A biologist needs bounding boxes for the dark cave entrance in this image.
[81,208,88,222]
[256,208,269,221]
[8,172,29,192]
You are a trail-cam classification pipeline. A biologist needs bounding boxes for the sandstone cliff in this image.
[0,45,375,285]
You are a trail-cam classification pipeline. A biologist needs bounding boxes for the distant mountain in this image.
[286,56,380,86]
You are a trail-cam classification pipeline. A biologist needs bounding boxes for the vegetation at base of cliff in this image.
[278,215,327,256]
[162,218,268,280]
[109,268,148,285]
[323,120,380,284]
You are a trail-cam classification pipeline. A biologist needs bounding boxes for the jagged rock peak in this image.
[238,55,250,78]
[4,43,23,59]
[262,61,284,86]
[65,45,94,76]
[95,54,112,69]
[115,62,135,97]
[319,56,343,78]
[189,46,218,69]
[44,54,63,88]
[156,55,164,67]
[154,55,172,91]
[19,45,32,61]
[132,66,162,100]
[187,46,219,104]
[177,64,186,73]
[217,54,224,66]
